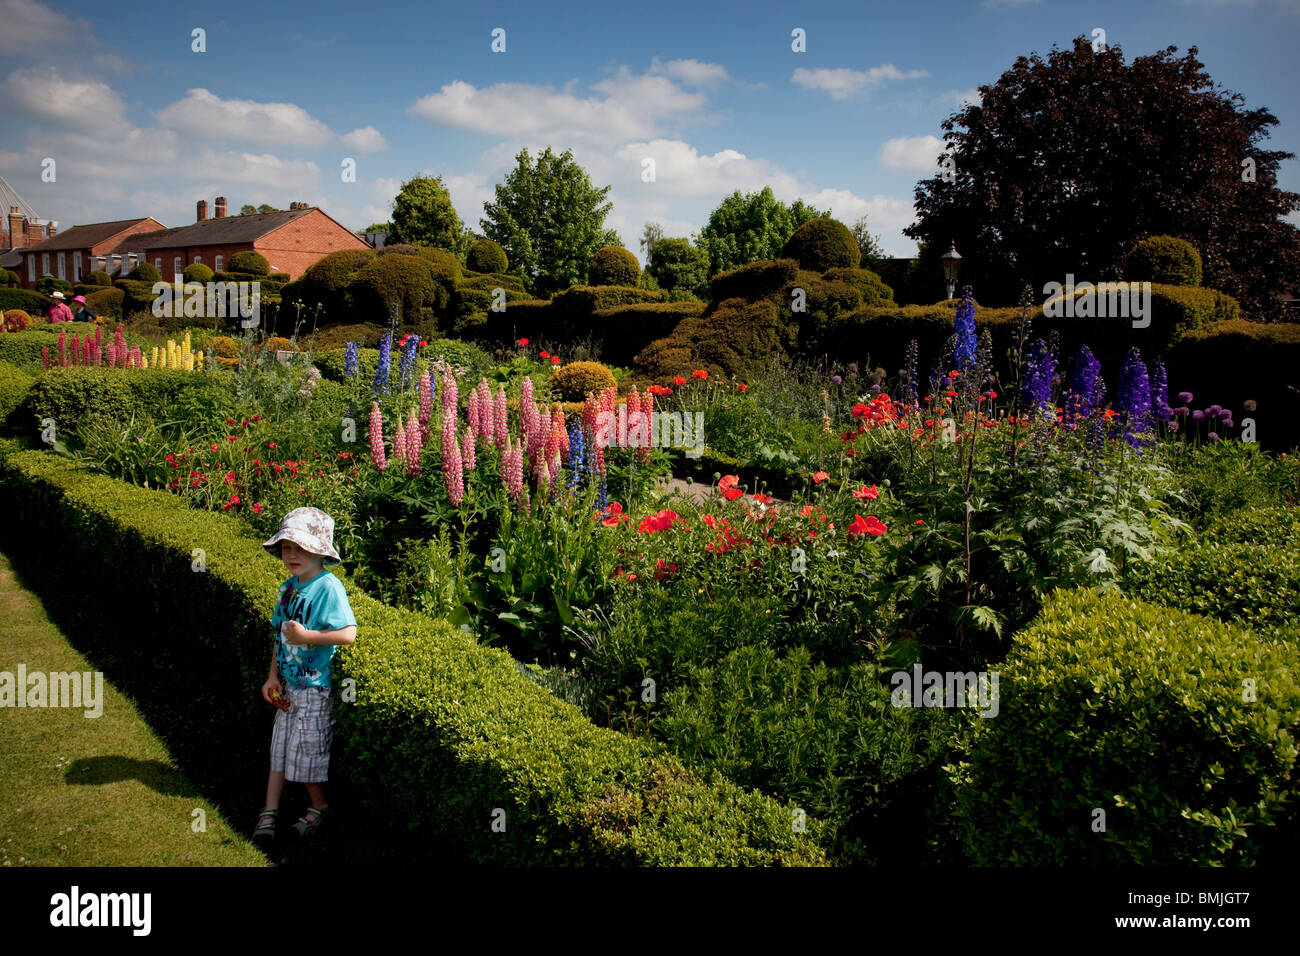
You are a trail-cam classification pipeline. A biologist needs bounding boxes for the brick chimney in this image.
[47,221,57,238]
[214,197,227,219]
[197,200,208,222]
[6,208,21,250]
[26,222,43,244]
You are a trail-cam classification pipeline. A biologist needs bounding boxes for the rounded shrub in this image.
[379,243,419,257]
[1,270,20,287]
[183,262,214,284]
[466,239,508,274]
[550,360,618,401]
[417,247,463,283]
[35,276,73,295]
[782,218,860,272]
[1126,235,1202,287]
[260,335,295,355]
[588,246,640,287]
[951,588,1300,865]
[3,310,30,332]
[86,270,112,287]
[207,335,241,367]
[228,250,270,276]
[127,262,161,283]
[84,287,124,321]
[350,253,437,324]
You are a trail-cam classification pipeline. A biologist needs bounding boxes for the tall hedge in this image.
[1126,235,1203,287]
[708,259,800,304]
[0,440,829,866]
[349,254,438,325]
[782,218,860,272]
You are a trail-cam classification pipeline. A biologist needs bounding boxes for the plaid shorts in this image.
[270,685,333,783]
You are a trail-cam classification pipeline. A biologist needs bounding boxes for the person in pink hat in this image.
[252,506,357,847]
[47,291,73,323]
[71,294,98,322]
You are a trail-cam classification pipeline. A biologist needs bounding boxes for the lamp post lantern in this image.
[941,243,962,301]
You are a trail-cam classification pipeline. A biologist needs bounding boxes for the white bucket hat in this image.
[261,506,341,565]
[51,291,65,299]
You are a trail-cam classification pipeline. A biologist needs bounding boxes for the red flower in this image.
[551,355,560,365]
[210,443,218,452]
[853,485,879,500]
[752,493,772,504]
[737,383,748,392]
[914,519,925,525]
[851,403,870,419]
[638,509,685,533]
[420,340,428,347]
[849,514,887,536]
[692,369,708,379]
[946,391,957,398]
[648,384,673,397]
[539,350,550,358]
[800,505,815,518]
[653,559,678,581]
[268,442,277,448]
[251,414,261,422]
[812,471,829,484]
[600,502,628,527]
[673,376,687,386]
[519,337,530,347]
[718,475,739,492]
[226,418,236,425]
[227,435,238,441]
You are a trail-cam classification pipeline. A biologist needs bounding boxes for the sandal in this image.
[292,805,330,837]
[253,808,278,842]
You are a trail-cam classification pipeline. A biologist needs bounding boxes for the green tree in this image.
[647,237,710,297]
[389,175,463,250]
[480,146,619,296]
[697,187,829,275]
[850,215,887,269]
[240,204,257,216]
[906,37,1300,317]
[640,221,664,260]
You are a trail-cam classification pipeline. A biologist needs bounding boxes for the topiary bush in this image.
[3,310,30,333]
[86,270,112,287]
[1,270,21,287]
[127,262,161,283]
[466,239,508,275]
[183,263,214,284]
[417,246,464,284]
[228,250,270,276]
[1126,235,1203,287]
[782,218,860,272]
[35,277,72,295]
[379,243,419,257]
[550,360,618,401]
[635,297,798,381]
[0,359,36,432]
[950,588,1300,865]
[0,289,53,316]
[708,259,800,304]
[350,254,437,325]
[588,246,640,287]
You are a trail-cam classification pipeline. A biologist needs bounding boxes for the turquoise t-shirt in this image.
[271,569,357,689]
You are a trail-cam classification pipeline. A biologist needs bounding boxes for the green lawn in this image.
[0,549,266,867]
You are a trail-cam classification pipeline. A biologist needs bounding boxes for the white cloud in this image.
[191,151,322,188]
[1,66,131,137]
[0,0,88,53]
[340,126,389,153]
[648,56,730,86]
[154,89,336,147]
[879,135,947,171]
[791,65,928,100]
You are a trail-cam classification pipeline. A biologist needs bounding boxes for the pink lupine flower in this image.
[554,408,569,463]
[94,324,102,352]
[418,370,433,440]
[443,425,464,506]
[442,369,458,414]
[42,347,50,370]
[467,384,481,436]
[463,424,477,472]
[502,435,523,501]
[57,331,67,367]
[477,380,493,444]
[545,419,562,489]
[493,386,508,449]
[369,403,386,471]
[393,419,408,467]
[639,389,654,463]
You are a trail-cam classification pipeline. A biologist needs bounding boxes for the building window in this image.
[173,256,182,279]
[42,253,49,276]
[28,256,35,282]
[154,258,161,272]
[74,252,82,280]
[214,255,223,272]
[120,256,130,276]
[194,254,202,264]
[57,252,66,279]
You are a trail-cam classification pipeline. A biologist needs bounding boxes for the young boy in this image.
[254,507,357,845]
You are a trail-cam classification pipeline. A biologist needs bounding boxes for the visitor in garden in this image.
[71,295,97,322]
[47,291,73,323]
[253,507,358,846]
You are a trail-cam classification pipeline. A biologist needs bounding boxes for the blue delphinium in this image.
[1022,337,1055,414]
[567,419,585,490]
[902,339,919,406]
[952,285,976,375]
[1063,345,1103,425]
[372,331,392,398]
[1115,346,1153,448]
[344,341,358,378]
[398,334,419,389]
[1151,361,1171,422]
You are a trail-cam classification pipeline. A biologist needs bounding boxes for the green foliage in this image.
[127,262,161,283]
[289,248,378,318]
[635,297,797,381]
[708,259,801,304]
[182,263,214,284]
[480,146,620,296]
[698,187,829,275]
[0,288,53,315]
[0,270,20,287]
[850,215,887,269]
[301,322,387,354]
[417,246,464,284]
[389,176,463,250]
[821,268,895,307]
[588,246,640,287]
[228,251,269,276]
[550,360,617,401]
[84,288,124,320]
[647,237,709,299]
[0,359,36,430]
[1126,235,1204,286]
[350,254,437,325]
[19,367,231,435]
[0,329,69,368]
[782,217,860,272]
[86,271,113,287]
[35,276,72,295]
[590,301,705,366]
[950,588,1300,864]
[466,239,508,274]
[550,286,666,339]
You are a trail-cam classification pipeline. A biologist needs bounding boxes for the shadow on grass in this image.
[65,755,198,798]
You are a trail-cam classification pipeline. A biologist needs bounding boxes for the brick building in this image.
[136,198,368,280]
[12,217,168,288]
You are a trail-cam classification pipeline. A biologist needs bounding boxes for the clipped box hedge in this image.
[590,301,705,366]
[709,259,801,303]
[950,588,1300,865]
[18,366,231,436]
[0,325,99,369]
[0,441,827,865]
[0,288,51,315]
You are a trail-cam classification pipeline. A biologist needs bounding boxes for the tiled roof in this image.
[19,218,165,253]
[138,208,314,249]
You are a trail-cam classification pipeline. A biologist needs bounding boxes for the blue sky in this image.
[2,0,1298,262]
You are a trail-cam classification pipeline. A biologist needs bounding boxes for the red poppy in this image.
[539,350,550,358]
[853,485,879,500]
[851,403,870,419]
[673,376,687,386]
[638,508,685,533]
[519,338,530,347]
[648,384,673,397]
[210,443,218,452]
[718,475,739,492]
[268,442,277,448]
[800,505,815,518]
[419,340,428,347]
[737,383,748,392]
[251,414,261,422]
[752,493,772,504]
[692,369,708,379]
[914,518,925,526]
[253,502,264,514]
[653,559,677,581]
[226,417,236,425]
[848,514,887,536]
[600,502,628,527]
[551,355,560,365]
[812,471,829,484]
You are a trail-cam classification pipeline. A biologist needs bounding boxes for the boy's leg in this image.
[265,770,286,810]
[303,781,327,810]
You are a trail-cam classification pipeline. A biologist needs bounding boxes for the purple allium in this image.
[871,384,881,393]
[1208,432,1220,443]
[831,374,843,385]
[1023,337,1055,412]
[1208,404,1223,418]
[1222,418,1234,430]
[952,286,976,374]
[1152,362,1171,423]
[1176,406,1190,417]
[1063,346,1103,423]
[1177,391,1193,405]
[1192,409,1206,423]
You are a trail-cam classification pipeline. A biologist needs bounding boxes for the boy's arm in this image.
[298,625,357,646]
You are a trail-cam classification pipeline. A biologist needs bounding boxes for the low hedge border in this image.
[0,440,828,865]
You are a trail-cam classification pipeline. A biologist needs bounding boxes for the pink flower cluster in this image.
[369,402,386,471]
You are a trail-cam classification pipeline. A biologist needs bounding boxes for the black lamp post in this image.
[941,243,962,301]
